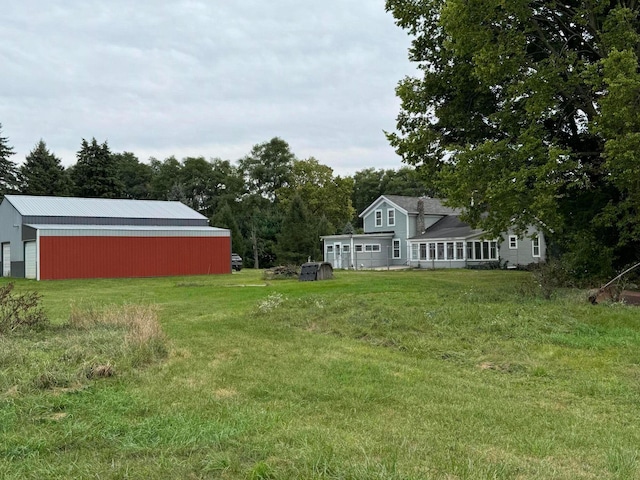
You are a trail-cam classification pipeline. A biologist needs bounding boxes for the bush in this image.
[0,283,48,335]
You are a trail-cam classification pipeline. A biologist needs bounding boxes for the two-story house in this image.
[321,195,546,269]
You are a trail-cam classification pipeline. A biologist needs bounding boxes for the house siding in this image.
[499,228,546,267]
[361,199,409,266]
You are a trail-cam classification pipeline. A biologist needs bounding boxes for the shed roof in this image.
[26,224,229,237]
[4,195,206,220]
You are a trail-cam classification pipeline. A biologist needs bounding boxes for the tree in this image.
[239,137,295,201]
[113,152,152,199]
[385,0,640,277]
[180,156,215,214]
[276,193,317,265]
[0,124,18,198]
[211,202,245,257]
[19,140,72,196]
[277,157,355,234]
[149,156,182,200]
[71,138,124,198]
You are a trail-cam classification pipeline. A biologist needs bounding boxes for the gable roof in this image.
[359,195,460,218]
[411,215,483,240]
[3,195,206,220]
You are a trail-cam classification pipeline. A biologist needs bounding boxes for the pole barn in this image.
[0,195,232,280]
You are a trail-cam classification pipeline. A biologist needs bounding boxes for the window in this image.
[387,209,395,227]
[467,241,499,260]
[456,242,465,260]
[428,243,435,260]
[411,244,419,260]
[327,245,333,253]
[532,236,541,257]
[342,245,350,253]
[446,242,454,260]
[375,210,382,227]
[365,244,381,252]
[509,235,518,249]
[355,244,363,252]
[393,239,400,259]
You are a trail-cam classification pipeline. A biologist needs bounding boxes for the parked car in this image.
[231,253,243,271]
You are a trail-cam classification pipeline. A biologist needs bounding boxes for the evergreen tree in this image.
[276,193,316,265]
[113,152,152,199]
[71,138,124,198]
[0,124,18,198]
[20,139,71,196]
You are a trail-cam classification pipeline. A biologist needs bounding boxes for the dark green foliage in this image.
[19,140,72,196]
[0,283,48,334]
[113,151,152,199]
[71,138,124,198]
[385,0,640,278]
[239,137,294,200]
[149,156,182,200]
[212,202,244,257]
[0,123,18,198]
[276,193,317,265]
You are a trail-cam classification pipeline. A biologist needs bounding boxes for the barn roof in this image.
[4,195,207,220]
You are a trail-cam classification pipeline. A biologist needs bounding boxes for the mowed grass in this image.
[1,269,640,479]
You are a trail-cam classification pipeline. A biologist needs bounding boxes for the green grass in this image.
[1,269,639,479]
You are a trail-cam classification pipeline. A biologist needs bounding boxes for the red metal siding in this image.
[39,236,231,280]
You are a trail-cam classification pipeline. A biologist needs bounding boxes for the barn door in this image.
[25,242,36,279]
[2,243,10,277]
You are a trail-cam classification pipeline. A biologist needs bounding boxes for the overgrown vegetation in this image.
[0,282,48,334]
[2,271,640,479]
[1,302,167,396]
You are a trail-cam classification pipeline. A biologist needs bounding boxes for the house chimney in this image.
[417,198,425,234]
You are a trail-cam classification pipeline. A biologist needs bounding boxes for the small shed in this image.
[0,195,232,280]
[299,262,333,281]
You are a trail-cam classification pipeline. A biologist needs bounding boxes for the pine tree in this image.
[0,124,18,198]
[20,139,71,196]
[71,138,124,198]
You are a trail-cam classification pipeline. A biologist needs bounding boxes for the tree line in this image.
[0,125,426,268]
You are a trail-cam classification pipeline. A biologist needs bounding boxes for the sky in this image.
[1,1,417,177]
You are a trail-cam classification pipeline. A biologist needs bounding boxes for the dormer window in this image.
[387,209,395,227]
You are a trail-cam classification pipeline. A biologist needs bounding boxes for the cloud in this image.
[1,0,415,175]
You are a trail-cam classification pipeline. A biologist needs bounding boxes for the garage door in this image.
[25,241,36,279]
[2,243,10,277]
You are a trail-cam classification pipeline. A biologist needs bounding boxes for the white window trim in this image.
[374,209,383,227]
[508,235,518,249]
[355,244,363,252]
[392,239,401,259]
[387,209,396,227]
[532,236,541,258]
[365,244,381,253]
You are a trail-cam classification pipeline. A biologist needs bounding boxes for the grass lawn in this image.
[1,269,639,479]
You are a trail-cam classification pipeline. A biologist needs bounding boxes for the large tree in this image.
[386,0,640,276]
[276,193,318,265]
[0,124,18,198]
[277,157,355,234]
[113,152,152,199]
[71,138,124,198]
[239,137,295,201]
[19,140,71,196]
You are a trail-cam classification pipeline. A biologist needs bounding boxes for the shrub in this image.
[0,283,48,335]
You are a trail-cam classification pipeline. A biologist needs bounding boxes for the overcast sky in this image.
[1,1,416,176]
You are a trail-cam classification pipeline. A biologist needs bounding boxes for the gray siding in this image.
[499,228,546,267]
[361,200,409,266]
[0,200,26,268]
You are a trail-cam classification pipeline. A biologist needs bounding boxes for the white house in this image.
[321,195,546,269]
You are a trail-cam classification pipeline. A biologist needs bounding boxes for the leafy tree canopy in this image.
[277,157,355,234]
[386,0,640,275]
[113,152,152,199]
[239,137,295,201]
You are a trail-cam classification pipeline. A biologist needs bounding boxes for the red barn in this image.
[0,195,231,280]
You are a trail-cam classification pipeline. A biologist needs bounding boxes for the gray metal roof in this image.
[411,215,483,240]
[5,195,207,220]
